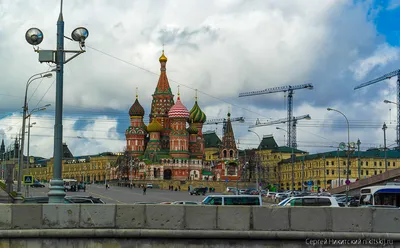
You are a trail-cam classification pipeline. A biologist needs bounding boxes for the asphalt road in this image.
[22,184,213,204]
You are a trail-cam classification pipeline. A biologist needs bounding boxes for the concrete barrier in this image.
[0,204,399,247]
[0,204,399,233]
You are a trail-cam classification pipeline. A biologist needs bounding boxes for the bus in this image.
[63,179,78,192]
[359,183,400,207]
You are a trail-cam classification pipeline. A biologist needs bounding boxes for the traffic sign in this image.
[339,142,346,150]
[225,178,228,183]
[23,175,34,185]
[345,179,351,185]
[307,181,313,186]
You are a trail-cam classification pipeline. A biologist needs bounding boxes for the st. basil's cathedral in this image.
[125,50,212,181]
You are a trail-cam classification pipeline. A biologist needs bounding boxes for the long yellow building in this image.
[24,153,119,183]
[278,149,400,191]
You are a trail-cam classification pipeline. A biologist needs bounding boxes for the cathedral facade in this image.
[125,51,207,180]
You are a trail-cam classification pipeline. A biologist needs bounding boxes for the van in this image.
[201,195,262,206]
[282,196,340,207]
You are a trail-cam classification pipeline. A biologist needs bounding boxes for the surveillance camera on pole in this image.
[26,26,89,64]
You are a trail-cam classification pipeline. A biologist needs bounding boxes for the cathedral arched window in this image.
[230,150,233,158]
[223,150,227,158]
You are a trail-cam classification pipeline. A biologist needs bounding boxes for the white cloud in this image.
[350,43,400,81]
[0,114,124,158]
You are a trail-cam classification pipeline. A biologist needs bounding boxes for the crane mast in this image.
[354,69,400,147]
[239,83,313,148]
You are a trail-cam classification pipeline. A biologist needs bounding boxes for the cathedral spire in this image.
[154,49,172,94]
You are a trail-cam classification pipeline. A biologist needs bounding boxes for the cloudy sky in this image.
[0,0,399,158]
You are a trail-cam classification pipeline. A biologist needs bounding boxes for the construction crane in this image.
[354,69,400,147]
[204,117,245,135]
[239,83,314,148]
[249,114,311,148]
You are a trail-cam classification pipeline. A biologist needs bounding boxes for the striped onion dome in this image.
[147,118,163,133]
[168,96,190,119]
[189,101,206,123]
[129,98,145,117]
[187,122,198,134]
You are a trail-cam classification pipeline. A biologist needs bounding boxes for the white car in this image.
[146,183,153,188]
[282,196,340,207]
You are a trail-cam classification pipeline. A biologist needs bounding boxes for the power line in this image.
[85,45,270,119]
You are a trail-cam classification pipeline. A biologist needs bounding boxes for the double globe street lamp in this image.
[25,0,89,203]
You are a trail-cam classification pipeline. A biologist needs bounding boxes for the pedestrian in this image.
[105,184,108,190]
[178,185,181,191]
[143,186,147,195]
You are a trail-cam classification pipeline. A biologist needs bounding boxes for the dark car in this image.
[30,182,45,188]
[65,196,105,204]
[22,197,73,204]
[190,187,207,196]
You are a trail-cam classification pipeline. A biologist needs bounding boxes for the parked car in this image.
[266,192,277,198]
[23,197,72,204]
[243,188,257,195]
[226,187,236,193]
[30,182,45,188]
[146,183,153,189]
[275,193,289,201]
[282,196,340,207]
[190,187,207,196]
[65,196,105,204]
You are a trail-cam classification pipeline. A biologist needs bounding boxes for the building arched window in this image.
[229,150,234,158]
[223,150,227,158]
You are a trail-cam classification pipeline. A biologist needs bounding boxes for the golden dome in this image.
[159,50,168,63]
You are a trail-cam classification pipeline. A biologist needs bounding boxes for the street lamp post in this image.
[248,130,261,194]
[327,108,350,206]
[276,127,295,191]
[357,139,361,179]
[383,123,388,172]
[384,100,400,148]
[26,104,50,171]
[15,73,53,203]
[26,0,89,203]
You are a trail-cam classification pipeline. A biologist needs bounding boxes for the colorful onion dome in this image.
[129,98,145,117]
[187,122,198,134]
[147,118,163,133]
[189,101,206,123]
[168,96,190,119]
[159,50,168,63]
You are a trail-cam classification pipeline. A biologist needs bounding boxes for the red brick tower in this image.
[149,50,175,150]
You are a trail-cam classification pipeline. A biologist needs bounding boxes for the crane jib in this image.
[238,83,314,97]
[354,69,400,90]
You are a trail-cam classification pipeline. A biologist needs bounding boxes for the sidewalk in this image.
[0,188,11,203]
